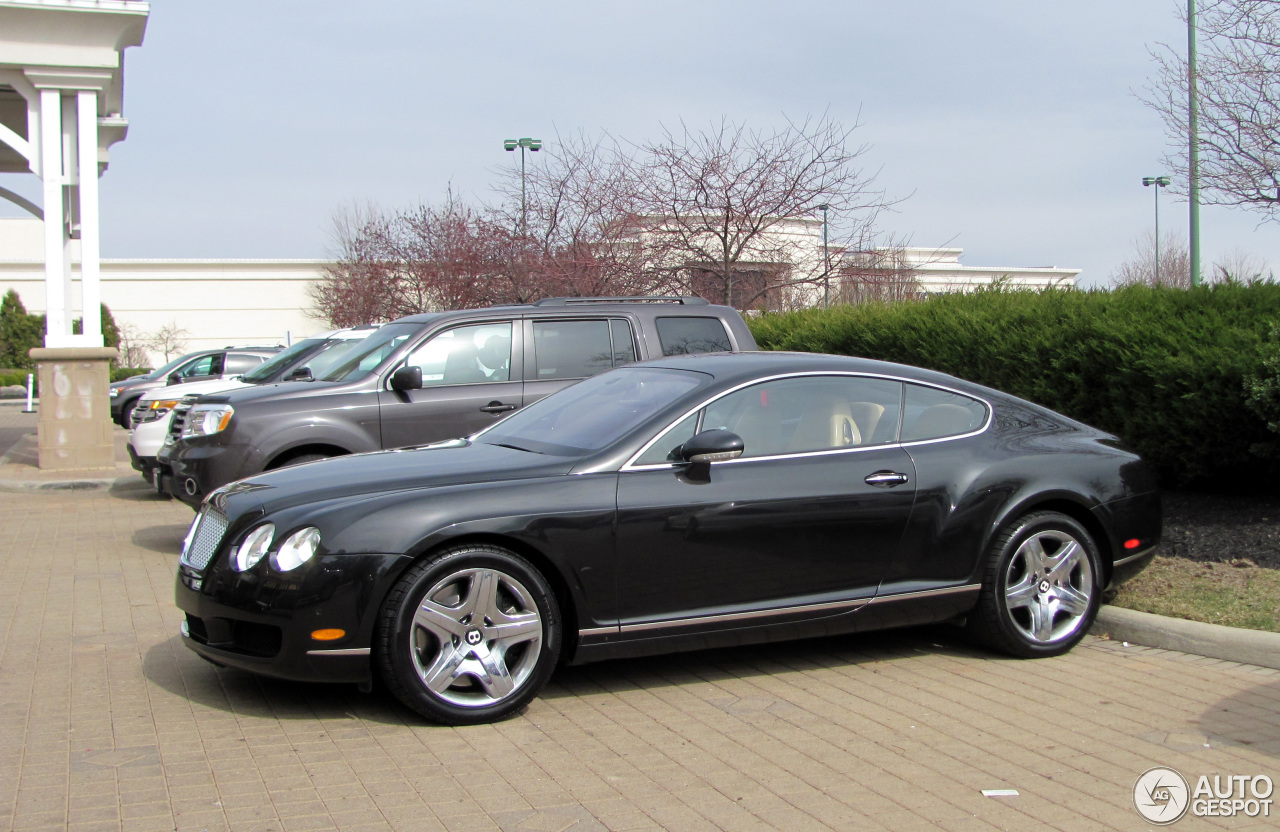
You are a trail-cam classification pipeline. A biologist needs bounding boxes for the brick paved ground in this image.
[0,425,1278,830]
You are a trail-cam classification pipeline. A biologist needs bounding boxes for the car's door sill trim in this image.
[579,583,982,639]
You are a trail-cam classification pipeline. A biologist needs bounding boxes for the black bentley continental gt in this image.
[176,351,1161,724]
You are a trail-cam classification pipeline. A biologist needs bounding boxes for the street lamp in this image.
[1142,176,1171,285]
[818,204,831,307]
[504,137,542,235]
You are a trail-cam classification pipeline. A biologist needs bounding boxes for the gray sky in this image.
[4,0,1274,286]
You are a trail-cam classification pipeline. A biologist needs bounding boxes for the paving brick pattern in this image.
[1,481,1278,831]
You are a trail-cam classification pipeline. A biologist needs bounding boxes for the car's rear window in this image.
[656,317,732,355]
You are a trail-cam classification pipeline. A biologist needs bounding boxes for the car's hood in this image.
[229,439,576,514]
[141,378,249,403]
[205,378,354,406]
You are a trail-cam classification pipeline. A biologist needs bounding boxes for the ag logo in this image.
[1134,767,1191,824]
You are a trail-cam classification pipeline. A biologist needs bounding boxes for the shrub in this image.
[748,283,1280,489]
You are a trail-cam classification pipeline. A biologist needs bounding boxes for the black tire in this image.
[375,544,561,725]
[967,511,1102,659]
[119,396,142,429]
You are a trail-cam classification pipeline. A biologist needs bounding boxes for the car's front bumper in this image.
[175,551,413,684]
[166,441,257,508]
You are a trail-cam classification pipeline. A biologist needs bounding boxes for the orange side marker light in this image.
[311,629,345,641]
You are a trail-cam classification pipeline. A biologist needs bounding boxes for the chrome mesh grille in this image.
[181,507,228,570]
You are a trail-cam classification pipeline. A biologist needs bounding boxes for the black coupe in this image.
[176,352,1161,724]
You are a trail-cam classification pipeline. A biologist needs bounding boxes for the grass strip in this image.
[1109,556,1280,633]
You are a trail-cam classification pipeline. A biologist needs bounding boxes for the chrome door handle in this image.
[865,471,909,487]
[479,401,518,414]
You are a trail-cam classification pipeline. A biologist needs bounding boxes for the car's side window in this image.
[610,319,637,366]
[655,316,732,355]
[224,353,265,375]
[405,323,512,387]
[634,413,700,466]
[900,383,987,441]
[634,375,905,466]
[532,320,614,380]
[178,354,219,379]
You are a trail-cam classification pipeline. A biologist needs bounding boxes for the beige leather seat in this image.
[848,402,886,443]
[787,395,860,452]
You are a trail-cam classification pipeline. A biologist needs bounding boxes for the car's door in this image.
[520,317,638,407]
[615,374,916,625]
[378,320,524,449]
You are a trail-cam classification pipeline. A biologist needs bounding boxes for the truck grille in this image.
[181,507,229,570]
[168,396,198,444]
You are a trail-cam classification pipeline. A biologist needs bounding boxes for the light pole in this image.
[818,204,831,307]
[503,137,542,235]
[1142,176,1171,284]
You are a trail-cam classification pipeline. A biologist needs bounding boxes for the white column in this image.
[60,94,76,339]
[39,88,67,345]
[77,90,102,344]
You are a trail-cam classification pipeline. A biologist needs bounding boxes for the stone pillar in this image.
[29,346,118,470]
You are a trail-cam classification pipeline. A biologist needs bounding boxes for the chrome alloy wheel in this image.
[410,567,543,708]
[1002,529,1094,644]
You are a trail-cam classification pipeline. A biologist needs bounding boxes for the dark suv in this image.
[109,346,282,428]
[163,298,756,507]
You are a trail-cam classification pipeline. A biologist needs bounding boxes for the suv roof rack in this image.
[532,296,709,307]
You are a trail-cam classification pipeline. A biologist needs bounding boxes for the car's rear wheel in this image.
[968,511,1101,658]
[376,544,560,724]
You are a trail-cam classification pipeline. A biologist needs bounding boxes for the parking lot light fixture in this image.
[504,137,542,235]
[1142,176,1171,285]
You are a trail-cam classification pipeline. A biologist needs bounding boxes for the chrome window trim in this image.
[576,583,982,639]
[620,370,993,472]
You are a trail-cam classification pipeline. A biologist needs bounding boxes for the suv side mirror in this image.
[286,367,313,381]
[168,373,183,386]
[389,365,423,392]
[679,429,744,463]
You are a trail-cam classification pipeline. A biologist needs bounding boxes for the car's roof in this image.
[389,298,731,325]
[637,350,993,396]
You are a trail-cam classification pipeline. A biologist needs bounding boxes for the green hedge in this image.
[748,283,1280,489]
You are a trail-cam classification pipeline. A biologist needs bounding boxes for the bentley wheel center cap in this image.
[1038,580,1051,594]
[465,629,483,646]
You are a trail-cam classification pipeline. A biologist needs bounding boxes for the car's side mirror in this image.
[286,367,313,381]
[389,365,423,392]
[168,373,183,386]
[679,429,745,464]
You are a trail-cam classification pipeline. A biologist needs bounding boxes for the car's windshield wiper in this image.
[490,442,540,454]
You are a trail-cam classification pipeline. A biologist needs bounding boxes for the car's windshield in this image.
[315,322,421,382]
[241,339,325,383]
[145,353,195,379]
[480,367,709,456]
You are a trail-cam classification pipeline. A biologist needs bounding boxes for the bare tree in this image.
[632,115,889,311]
[1110,232,1193,287]
[149,322,190,362]
[1144,0,1280,217]
[1212,248,1274,281]
[834,245,925,304]
[115,322,152,368]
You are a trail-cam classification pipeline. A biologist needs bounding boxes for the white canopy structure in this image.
[0,0,149,348]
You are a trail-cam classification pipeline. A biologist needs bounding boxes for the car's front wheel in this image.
[968,511,1101,658]
[375,544,560,724]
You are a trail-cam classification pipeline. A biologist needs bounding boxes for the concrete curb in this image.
[1092,605,1280,671]
[0,476,146,494]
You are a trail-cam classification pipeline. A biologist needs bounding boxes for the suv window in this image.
[177,353,222,379]
[406,322,512,386]
[900,384,987,441]
[656,316,732,355]
[225,353,267,375]
[636,375,904,465]
[532,320,618,380]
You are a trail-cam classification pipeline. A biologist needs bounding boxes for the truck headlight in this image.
[183,404,234,437]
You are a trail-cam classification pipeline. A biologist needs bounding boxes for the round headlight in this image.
[233,523,274,572]
[273,527,321,572]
